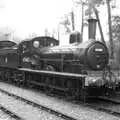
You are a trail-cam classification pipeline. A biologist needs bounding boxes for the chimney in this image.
[88,18,97,40]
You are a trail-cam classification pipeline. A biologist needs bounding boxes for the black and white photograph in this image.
[0,0,119,119]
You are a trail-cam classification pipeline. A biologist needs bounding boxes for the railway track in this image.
[0,81,119,120]
[47,87,120,118]
[35,86,120,118]
[84,96,120,117]
[0,104,23,120]
[0,88,78,120]
[54,94,120,118]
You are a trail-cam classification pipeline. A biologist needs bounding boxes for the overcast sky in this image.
[0,0,73,39]
[0,0,120,44]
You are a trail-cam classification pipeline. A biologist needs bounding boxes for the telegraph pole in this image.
[106,0,114,58]
[57,26,60,41]
[71,10,75,31]
[81,2,84,42]
[93,7,105,44]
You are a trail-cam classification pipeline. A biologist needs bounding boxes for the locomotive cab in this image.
[19,36,59,69]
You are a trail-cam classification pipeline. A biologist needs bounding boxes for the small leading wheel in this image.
[79,88,87,102]
[44,77,54,94]
[67,88,80,100]
[71,88,80,99]
[66,80,76,99]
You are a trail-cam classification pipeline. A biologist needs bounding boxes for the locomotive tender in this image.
[0,19,117,99]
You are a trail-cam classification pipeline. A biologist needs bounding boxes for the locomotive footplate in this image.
[19,68,87,100]
[18,68,106,101]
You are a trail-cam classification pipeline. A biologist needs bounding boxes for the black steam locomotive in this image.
[0,36,109,99]
[0,19,117,99]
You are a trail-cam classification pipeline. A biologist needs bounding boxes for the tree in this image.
[59,16,71,34]
[73,0,87,41]
[75,0,115,58]
[106,0,114,58]
[111,15,120,64]
[110,15,120,67]
[112,15,120,41]
[85,0,104,17]
[85,0,106,44]
[74,0,105,42]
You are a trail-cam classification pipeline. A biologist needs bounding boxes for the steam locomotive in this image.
[0,19,117,99]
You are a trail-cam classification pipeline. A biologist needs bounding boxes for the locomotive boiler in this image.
[38,40,108,73]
